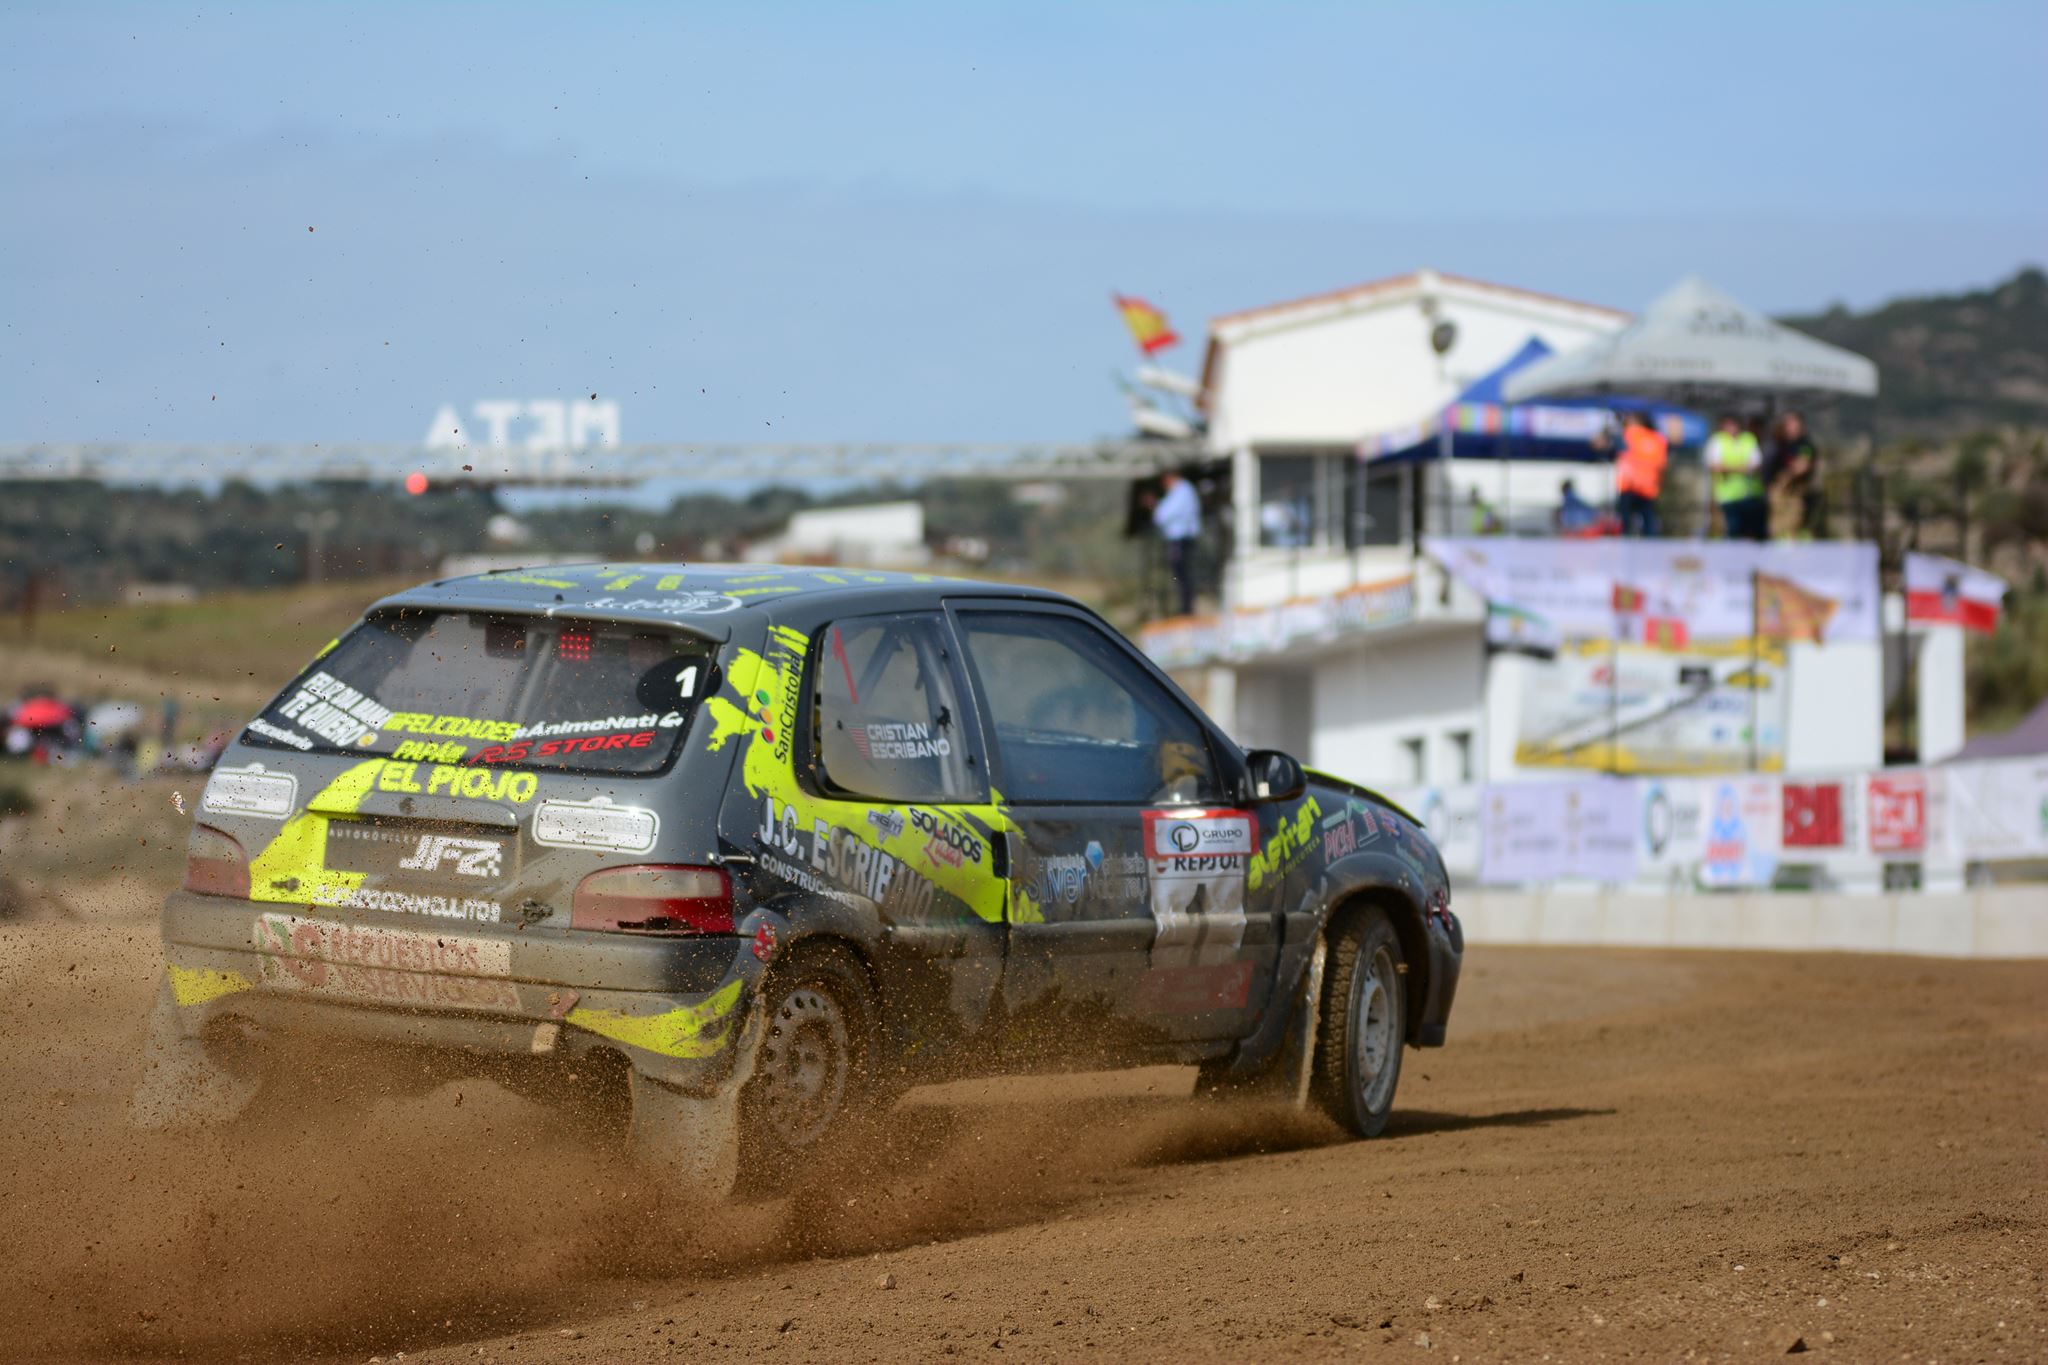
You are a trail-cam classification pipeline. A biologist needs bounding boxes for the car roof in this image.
[370,562,1076,637]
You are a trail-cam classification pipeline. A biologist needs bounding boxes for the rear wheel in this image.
[1312,906,1406,1137]
[741,944,877,1163]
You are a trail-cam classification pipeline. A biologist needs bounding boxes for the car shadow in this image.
[1384,1105,1614,1137]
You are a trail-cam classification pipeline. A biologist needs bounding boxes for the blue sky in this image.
[3,1,2043,443]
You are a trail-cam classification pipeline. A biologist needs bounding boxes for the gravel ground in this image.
[0,887,2040,1364]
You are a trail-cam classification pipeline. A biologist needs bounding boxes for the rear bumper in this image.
[158,890,776,1091]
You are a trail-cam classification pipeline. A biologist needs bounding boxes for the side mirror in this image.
[1243,749,1306,803]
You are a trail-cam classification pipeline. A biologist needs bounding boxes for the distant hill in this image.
[1782,266,2048,439]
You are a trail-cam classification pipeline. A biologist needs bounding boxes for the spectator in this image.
[1555,478,1597,533]
[1151,468,1203,616]
[1615,411,1668,537]
[1705,413,1766,540]
[1768,411,1821,540]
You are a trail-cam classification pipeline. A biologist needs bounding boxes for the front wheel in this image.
[1311,907,1406,1137]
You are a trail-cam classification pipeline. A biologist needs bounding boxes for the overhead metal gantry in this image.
[0,439,1209,487]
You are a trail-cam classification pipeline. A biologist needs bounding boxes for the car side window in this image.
[811,613,980,804]
[955,611,1221,806]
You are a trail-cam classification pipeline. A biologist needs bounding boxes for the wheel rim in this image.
[755,985,853,1149]
[1351,945,1399,1111]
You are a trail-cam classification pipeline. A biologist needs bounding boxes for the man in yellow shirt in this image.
[1705,413,1766,540]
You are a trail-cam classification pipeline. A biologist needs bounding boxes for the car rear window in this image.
[242,610,718,775]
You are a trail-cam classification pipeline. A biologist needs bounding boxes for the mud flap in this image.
[626,994,765,1199]
[128,979,260,1131]
[1291,935,1328,1110]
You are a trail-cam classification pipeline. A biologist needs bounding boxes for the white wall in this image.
[1232,666,1314,757]
[1917,624,1967,764]
[1784,639,1885,774]
[1455,885,2048,960]
[1207,272,1624,451]
[1308,627,1486,784]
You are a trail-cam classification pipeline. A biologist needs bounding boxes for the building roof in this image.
[1198,269,1632,408]
[1950,696,2048,762]
[1209,269,1631,333]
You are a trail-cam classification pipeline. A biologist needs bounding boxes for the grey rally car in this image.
[142,563,1462,1191]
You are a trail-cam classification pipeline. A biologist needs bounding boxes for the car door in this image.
[950,602,1276,1046]
[730,609,1010,1049]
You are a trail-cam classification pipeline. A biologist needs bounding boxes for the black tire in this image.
[740,943,878,1163]
[1311,906,1406,1137]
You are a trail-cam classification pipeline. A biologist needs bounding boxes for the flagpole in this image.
[1749,567,1761,773]
[1609,587,1621,776]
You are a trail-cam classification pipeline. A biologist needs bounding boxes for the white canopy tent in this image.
[1503,276,1879,405]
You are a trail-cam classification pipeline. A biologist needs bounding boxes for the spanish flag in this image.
[1113,294,1180,355]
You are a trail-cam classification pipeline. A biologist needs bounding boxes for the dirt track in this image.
[1,879,2042,1363]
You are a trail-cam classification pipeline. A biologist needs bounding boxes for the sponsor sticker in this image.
[580,592,742,616]
[275,670,395,748]
[253,912,518,1010]
[1142,808,1257,860]
[202,763,299,820]
[849,721,952,761]
[245,717,314,751]
[533,797,661,855]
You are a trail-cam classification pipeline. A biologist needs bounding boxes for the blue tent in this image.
[1359,337,1708,464]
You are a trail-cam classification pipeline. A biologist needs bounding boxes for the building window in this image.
[1257,454,1320,548]
[1448,729,1474,783]
[1401,736,1427,785]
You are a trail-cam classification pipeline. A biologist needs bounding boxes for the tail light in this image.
[183,824,250,898]
[571,864,734,935]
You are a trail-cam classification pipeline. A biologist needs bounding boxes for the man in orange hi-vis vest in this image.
[1614,411,1668,538]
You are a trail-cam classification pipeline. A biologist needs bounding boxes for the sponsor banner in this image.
[1382,784,1482,880]
[1137,578,1414,669]
[1479,780,1636,884]
[1636,777,1706,875]
[1781,781,1845,849]
[1943,758,2048,862]
[1866,772,1927,856]
[1516,639,1786,774]
[1425,536,1881,644]
[1697,777,1781,887]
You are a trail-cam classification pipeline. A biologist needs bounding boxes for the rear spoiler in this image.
[359,593,733,645]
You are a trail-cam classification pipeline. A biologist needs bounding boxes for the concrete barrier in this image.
[1456,885,2048,959]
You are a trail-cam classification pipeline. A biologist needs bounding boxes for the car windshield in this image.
[241,609,717,775]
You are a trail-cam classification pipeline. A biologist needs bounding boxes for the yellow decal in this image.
[425,764,538,803]
[492,573,578,589]
[313,636,340,661]
[384,712,522,743]
[249,759,382,906]
[656,574,687,591]
[1248,796,1323,892]
[708,627,1018,925]
[166,963,255,1007]
[392,739,467,763]
[566,979,745,1059]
